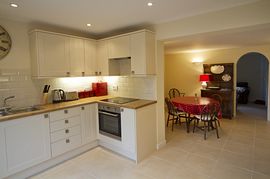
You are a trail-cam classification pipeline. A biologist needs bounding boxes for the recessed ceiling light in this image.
[86,23,92,27]
[10,3,18,8]
[147,2,153,6]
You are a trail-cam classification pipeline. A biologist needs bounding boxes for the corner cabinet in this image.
[96,40,109,76]
[0,114,51,178]
[29,30,97,78]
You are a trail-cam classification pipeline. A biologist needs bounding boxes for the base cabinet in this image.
[98,104,156,163]
[0,114,51,178]
[81,104,97,145]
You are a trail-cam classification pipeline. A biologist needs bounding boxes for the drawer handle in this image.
[65,129,69,133]
[65,120,69,124]
[66,139,70,143]
[82,72,85,76]
[66,72,70,76]
[95,72,98,75]
[131,70,135,74]
[81,106,85,110]
[64,110,68,114]
[44,114,49,118]
[99,72,101,75]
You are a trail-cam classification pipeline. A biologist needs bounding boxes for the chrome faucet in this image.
[3,95,15,107]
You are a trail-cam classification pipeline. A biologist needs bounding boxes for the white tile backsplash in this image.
[0,69,156,108]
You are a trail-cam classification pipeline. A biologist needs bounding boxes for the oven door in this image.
[98,110,121,140]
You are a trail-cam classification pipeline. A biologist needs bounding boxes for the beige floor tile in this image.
[167,166,211,179]
[211,163,252,179]
[189,143,221,160]
[218,150,253,171]
[223,140,253,156]
[252,172,270,179]
[253,160,270,176]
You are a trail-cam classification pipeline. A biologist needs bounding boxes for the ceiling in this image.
[164,23,270,54]
[0,0,260,37]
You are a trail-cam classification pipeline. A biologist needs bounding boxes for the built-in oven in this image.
[98,104,121,140]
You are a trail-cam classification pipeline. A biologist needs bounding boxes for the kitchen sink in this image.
[0,106,41,116]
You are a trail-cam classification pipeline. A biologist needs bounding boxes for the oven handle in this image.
[99,111,120,117]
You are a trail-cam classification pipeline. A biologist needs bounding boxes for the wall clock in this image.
[0,25,12,60]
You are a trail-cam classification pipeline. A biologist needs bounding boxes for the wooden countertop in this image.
[0,96,156,122]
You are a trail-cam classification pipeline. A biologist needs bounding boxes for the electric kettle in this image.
[52,89,65,103]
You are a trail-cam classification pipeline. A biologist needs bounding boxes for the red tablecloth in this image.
[171,96,222,118]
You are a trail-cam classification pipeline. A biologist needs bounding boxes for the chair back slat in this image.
[165,97,178,115]
[169,88,185,99]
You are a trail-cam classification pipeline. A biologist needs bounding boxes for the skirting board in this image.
[157,140,167,149]
[6,141,98,179]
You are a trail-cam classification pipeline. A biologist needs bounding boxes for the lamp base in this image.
[201,82,207,89]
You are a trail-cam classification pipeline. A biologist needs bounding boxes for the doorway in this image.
[236,52,269,118]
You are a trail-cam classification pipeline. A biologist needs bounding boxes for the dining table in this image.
[171,96,221,133]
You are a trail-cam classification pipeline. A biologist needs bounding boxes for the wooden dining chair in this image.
[210,94,222,126]
[168,88,185,99]
[193,104,219,140]
[165,97,187,131]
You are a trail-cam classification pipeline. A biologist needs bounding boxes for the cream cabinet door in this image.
[108,35,130,59]
[37,32,70,77]
[69,37,85,76]
[97,40,109,76]
[84,39,97,76]
[2,114,51,176]
[130,31,156,75]
[81,104,97,145]
[121,108,136,155]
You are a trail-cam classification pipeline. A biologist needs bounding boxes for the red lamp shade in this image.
[199,74,211,82]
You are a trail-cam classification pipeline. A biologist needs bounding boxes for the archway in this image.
[236,52,269,118]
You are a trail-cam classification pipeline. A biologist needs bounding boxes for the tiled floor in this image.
[32,104,270,179]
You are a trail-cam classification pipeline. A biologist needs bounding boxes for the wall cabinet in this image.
[108,35,130,59]
[130,31,156,75]
[0,114,51,178]
[29,30,97,78]
[84,39,97,76]
[96,40,109,76]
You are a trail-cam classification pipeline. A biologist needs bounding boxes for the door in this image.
[37,32,69,77]
[69,37,85,76]
[81,104,97,144]
[84,39,97,76]
[108,35,130,59]
[3,114,51,175]
[97,40,109,76]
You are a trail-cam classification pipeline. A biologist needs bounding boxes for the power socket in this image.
[112,85,118,91]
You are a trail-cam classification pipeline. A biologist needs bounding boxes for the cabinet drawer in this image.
[50,107,81,122]
[50,115,81,132]
[50,125,81,143]
[51,134,82,157]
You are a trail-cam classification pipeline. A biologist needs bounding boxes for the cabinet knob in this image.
[65,129,69,133]
[44,114,49,118]
[95,72,98,75]
[64,110,68,114]
[99,72,102,75]
[65,119,69,124]
[66,72,70,76]
[82,72,85,76]
[131,71,135,74]
[81,106,85,110]
[66,139,70,143]
[121,108,124,112]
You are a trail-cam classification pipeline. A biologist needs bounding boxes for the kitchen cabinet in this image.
[0,114,51,177]
[130,30,156,75]
[99,103,156,163]
[69,37,85,76]
[81,104,97,145]
[50,107,82,157]
[29,30,97,78]
[30,31,70,77]
[84,39,97,76]
[108,35,130,59]
[96,40,109,76]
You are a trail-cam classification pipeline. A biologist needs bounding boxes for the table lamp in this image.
[199,74,211,89]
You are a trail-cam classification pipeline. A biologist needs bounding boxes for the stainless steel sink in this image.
[0,106,41,116]
[9,106,41,114]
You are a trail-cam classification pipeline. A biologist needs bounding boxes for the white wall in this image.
[237,53,269,102]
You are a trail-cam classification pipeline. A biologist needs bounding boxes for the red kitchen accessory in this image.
[92,82,108,96]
